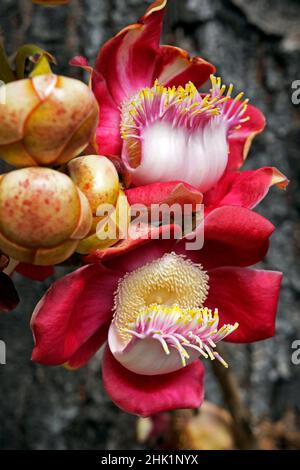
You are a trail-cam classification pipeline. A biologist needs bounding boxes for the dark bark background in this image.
[0,0,300,450]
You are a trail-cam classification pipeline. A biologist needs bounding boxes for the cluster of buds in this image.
[0,44,128,266]
[3,0,286,422]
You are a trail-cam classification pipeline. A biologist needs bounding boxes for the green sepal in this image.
[15,44,57,79]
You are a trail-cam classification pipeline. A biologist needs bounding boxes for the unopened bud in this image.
[0,75,98,167]
[68,155,130,254]
[68,155,120,214]
[0,167,92,265]
[76,191,130,254]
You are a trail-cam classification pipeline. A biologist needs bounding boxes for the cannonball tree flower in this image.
[0,74,98,167]
[0,167,92,265]
[68,155,130,254]
[31,206,282,416]
[72,0,273,194]
[71,0,215,158]
[70,0,288,267]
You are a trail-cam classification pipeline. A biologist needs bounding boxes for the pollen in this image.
[120,76,250,172]
[123,304,239,369]
[113,252,209,342]
[121,75,249,141]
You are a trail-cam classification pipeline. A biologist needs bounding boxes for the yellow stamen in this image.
[113,253,209,342]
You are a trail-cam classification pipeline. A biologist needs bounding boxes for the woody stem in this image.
[210,344,258,449]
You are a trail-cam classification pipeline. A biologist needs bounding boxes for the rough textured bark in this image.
[0,0,299,449]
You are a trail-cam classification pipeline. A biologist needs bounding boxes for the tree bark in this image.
[0,0,299,449]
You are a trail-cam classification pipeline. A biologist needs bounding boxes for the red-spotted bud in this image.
[68,155,120,212]
[0,75,98,168]
[0,168,92,265]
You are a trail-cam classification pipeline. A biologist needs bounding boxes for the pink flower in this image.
[31,207,282,416]
[72,0,274,194]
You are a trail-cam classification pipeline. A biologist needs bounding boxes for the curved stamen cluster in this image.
[120,76,250,191]
[121,75,249,153]
[210,75,250,130]
[124,305,238,368]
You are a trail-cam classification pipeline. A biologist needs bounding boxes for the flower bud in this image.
[76,190,130,254]
[68,155,120,213]
[68,155,130,254]
[0,75,98,168]
[175,403,234,450]
[0,168,92,265]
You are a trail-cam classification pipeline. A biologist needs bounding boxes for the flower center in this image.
[113,253,209,342]
[120,76,249,192]
[108,253,238,375]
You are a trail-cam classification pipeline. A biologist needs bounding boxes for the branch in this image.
[211,344,258,449]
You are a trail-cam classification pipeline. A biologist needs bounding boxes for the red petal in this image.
[70,55,90,69]
[66,322,110,369]
[126,181,203,209]
[16,263,54,281]
[175,206,274,269]
[70,57,121,156]
[102,346,205,417]
[0,272,19,312]
[155,45,215,88]
[95,0,167,104]
[31,265,120,365]
[84,224,179,269]
[204,167,289,212]
[227,103,266,171]
[206,267,282,343]
[92,70,122,156]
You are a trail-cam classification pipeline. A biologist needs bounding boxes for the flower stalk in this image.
[210,344,258,449]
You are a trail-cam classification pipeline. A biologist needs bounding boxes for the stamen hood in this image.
[108,253,238,375]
